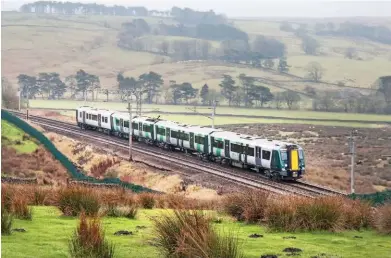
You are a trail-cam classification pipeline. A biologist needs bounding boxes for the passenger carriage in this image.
[208,131,256,166]
[76,106,113,134]
[75,106,306,181]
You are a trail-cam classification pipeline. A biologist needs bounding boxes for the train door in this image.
[203,135,208,153]
[139,122,142,137]
[210,136,214,154]
[255,147,262,167]
[243,144,248,164]
[120,119,124,133]
[261,149,272,168]
[110,116,114,131]
[150,124,154,140]
[98,114,102,128]
[166,128,171,143]
[82,111,86,124]
[224,140,230,158]
[190,132,194,149]
[180,131,183,148]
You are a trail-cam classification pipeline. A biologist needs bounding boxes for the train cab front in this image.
[280,145,305,180]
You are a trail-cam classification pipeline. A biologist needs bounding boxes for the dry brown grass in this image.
[375,204,391,235]
[46,132,221,199]
[1,184,32,220]
[90,157,121,179]
[1,146,69,185]
[69,212,115,258]
[220,189,375,232]
[57,186,101,216]
[151,209,243,258]
[222,190,270,223]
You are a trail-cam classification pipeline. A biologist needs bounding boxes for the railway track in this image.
[8,110,347,198]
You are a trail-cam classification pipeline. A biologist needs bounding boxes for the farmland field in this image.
[2,206,391,258]
[2,11,391,93]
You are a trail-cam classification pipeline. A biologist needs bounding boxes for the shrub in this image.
[58,186,101,216]
[242,190,269,223]
[222,193,245,221]
[104,205,138,219]
[342,199,372,230]
[1,209,13,235]
[295,197,344,231]
[375,204,391,235]
[137,193,155,209]
[69,212,115,258]
[123,205,138,219]
[33,187,50,205]
[12,195,33,220]
[152,209,243,258]
[222,190,269,223]
[265,198,297,232]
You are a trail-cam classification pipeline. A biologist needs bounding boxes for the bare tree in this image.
[306,62,324,82]
[274,92,285,109]
[159,40,170,55]
[301,35,319,55]
[282,90,301,109]
[2,77,20,110]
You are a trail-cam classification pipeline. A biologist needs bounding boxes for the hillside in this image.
[2,11,390,96]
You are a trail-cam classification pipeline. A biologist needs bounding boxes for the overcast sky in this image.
[2,0,391,18]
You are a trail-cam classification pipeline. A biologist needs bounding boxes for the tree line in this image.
[3,70,390,115]
[117,19,287,66]
[19,2,226,25]
[315,22,391,45]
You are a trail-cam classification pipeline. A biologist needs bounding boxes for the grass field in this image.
[2,11,390,94]
[2,206,391,258]
[30,99,391,128]
[1,120,38,153]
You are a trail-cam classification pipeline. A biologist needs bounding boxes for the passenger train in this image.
[76,106,306,180]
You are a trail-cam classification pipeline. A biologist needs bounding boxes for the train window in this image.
[246,147,254,157]
[280,151,287,161]
[105,117,108,123]
[262,150,271,160]
[115,119,120,126]
[92,115,97,121]
[157,127,165,135]
[124,121,129,128]
[171,131,178,138]
[213,140,224,149]
[143,124,151,132]
[299,150,304,159]
[86,113,89,119]
[182,133,189,141]
[231,143,243,153]
[195,135,204,144]
[132,122,138,130]
[79,113,82,118]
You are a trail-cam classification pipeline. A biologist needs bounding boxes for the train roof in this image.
[77,106,114,115]
[212,131,302,149]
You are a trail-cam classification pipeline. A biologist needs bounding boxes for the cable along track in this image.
[8,110,347,198]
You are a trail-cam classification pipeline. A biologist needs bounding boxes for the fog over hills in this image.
[2,0,391,18]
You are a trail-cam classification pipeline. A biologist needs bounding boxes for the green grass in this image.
[2,206,391,258]
[31,99,391,126]
[1,120,38,153]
